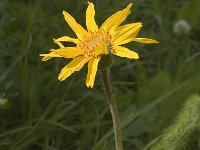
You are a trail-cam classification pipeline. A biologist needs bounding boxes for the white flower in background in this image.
[173,20,191,36]
[0,98,8,106]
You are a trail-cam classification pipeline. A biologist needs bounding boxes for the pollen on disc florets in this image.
[77,30,112,58]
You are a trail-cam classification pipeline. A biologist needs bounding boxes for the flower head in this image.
[173,19,191,36]
[40,2,158,88]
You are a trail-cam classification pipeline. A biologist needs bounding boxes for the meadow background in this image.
[0,0,200,149]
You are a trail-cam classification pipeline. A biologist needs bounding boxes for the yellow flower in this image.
[40,2,158,88]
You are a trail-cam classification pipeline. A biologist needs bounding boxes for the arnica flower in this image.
[40,2,158,88]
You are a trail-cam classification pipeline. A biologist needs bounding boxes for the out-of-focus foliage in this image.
[0,0,200,150]
[148,94,200,150]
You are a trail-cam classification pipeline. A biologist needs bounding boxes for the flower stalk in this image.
[101,69,123,150]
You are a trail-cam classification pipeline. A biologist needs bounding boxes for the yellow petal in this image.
[86,56,101,88]
[75,57,91,72]
[40,51,61,61]
[86,2,98,32]
[54,39,65,48]
[63,11,88,40]
[112,46,139,59]
[109,25,117,35]
[56,36,79,44]
[53,47,84,58]
[101,11,121,31]
[95,43,107,56]
[101,3,133,31]
[116,3,133,27]
[113,23,142,45]
[58,56,89,81]
[132,38,159,44]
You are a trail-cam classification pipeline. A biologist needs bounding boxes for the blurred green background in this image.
[0,0,200,149]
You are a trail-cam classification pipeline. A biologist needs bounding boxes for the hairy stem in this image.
[101,69,123,150]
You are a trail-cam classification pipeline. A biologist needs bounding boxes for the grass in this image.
[0,0,200,149]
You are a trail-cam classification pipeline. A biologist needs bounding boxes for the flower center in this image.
[77,30,111,58]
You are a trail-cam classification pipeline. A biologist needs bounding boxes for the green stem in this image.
[101,69,123,150]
